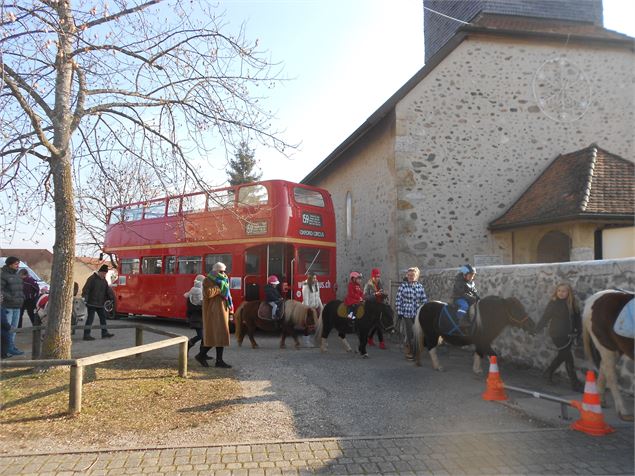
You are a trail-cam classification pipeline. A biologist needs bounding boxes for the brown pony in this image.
[582,290,634,421]
[234,300,317,349]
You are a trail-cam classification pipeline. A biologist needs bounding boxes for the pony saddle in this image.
[337,302,365,319]
[257,301,284,320]
[438,304,475,337]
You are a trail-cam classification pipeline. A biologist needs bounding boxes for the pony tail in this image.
[314,305,324,340]
[412,308,424,359]
[581,299,598,369]
[234,305,244,342]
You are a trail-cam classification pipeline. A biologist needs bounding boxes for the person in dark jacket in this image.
[1,256,25,355]
[18,269,40,327]
[535,283,584,392]
[81,264,115,340]
[184,275,211,365]
[264,275,283,319]
[452,264,480,325]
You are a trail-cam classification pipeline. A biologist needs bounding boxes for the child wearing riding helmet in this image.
[452,264,480,323]
[265,275,284,319]
[344,271,364,319]
[364,268,388,349]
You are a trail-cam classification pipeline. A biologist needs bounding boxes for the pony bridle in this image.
[378,311,396,333]
[506,308,529,327]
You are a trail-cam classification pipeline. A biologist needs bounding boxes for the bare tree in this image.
[74,157,166,258]
[0,0,290,358]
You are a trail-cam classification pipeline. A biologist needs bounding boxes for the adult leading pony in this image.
[234,300,317,349]
[582,289,634,421]
[315,300,395,357]
[413,296,534,373]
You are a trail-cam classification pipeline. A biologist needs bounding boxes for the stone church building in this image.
[302,0,635,287]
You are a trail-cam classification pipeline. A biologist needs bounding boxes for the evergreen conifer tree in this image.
[227,141,262,185]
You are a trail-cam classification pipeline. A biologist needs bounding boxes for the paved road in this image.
[2,319,633,474]
[0,429,632,475]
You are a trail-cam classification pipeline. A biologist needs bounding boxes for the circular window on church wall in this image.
[532,57,592,123]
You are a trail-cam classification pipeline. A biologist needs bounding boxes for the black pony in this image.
[316,300,395,357]
[413,296,534,373]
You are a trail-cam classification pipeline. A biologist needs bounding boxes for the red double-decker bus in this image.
[103,180,336,320]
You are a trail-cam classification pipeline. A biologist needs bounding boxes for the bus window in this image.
[165,256,176,274]
[208,190,235,210]
[204,254,232,274]
[167,198,180,216]
[178,256,201,274]
[298,247,330,275]
[238,184,268,206]
[120,258,140,275]
[143,201,165,219]
[182,194,206,214]
[294,187,325,207]
[108,208,124,224]
[142,256,163,274]
[245,250,260,274]
[123,206,143,222]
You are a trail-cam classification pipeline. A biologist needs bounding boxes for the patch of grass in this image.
[0,358,242,449]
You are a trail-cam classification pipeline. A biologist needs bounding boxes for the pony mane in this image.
[284,300,312,326]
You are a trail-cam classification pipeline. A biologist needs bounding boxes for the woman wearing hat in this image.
[200,262,233,368]
[364,268,388,349]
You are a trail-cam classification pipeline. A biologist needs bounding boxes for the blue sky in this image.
[215,0,635,184]
[2,0,634,250]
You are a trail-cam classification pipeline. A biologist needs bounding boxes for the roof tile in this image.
[490,145,634,230]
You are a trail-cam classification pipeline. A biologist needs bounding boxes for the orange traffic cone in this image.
[570,370,614,436]
[482,356,508,401]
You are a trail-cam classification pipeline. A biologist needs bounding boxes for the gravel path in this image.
[5,319,555,453]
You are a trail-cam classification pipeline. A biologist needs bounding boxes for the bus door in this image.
[267,243,295,300]
[244,245,266,301]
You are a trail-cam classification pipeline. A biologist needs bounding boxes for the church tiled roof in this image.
[489,145,635,230]
[469,13,634,42]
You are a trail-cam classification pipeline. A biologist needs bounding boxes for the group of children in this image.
[343,265,589,391]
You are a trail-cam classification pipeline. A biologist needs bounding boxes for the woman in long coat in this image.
[198,262,232,368]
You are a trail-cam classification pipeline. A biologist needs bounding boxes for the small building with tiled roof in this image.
[0,248,115,287]
[489,144,634,263]
[302,6,634,284]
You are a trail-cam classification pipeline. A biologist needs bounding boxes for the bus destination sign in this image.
[302,212,322,227]
[299,229,325,238]
[245,220,268,235]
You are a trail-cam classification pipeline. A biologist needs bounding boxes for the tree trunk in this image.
[42,153,76,359]
[42,2,77,359]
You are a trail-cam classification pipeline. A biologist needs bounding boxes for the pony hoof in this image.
[362,353,369,359]
[619,413,634,422]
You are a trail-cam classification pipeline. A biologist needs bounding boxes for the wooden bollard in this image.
[69,365,84,414]
[135,327,143,358]
[178,341,188,378]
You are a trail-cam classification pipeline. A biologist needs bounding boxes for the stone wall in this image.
[420,258,635,394]
[310,113,399,293]
[395,38,635,272]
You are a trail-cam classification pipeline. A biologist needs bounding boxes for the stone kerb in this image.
[421,258,634,394]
